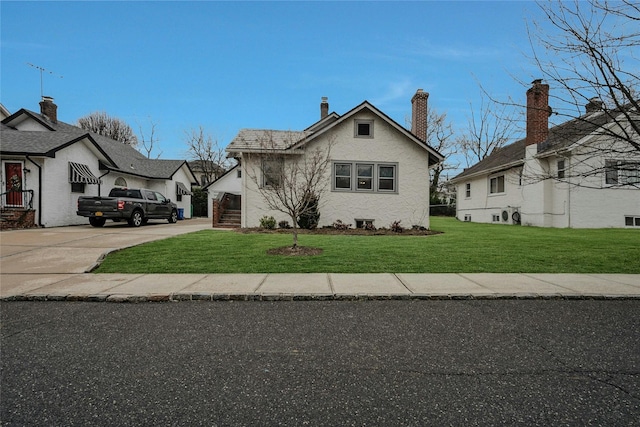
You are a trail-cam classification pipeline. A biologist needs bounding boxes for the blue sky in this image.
[1,1,546,165]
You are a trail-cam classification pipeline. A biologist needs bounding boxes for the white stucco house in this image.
[451,80,640,228]
[1,97,198,228]
[221,91,444,229]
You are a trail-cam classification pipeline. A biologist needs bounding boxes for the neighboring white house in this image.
[1,97,198,228]
[451,80,640,228]
[223,91,444,229]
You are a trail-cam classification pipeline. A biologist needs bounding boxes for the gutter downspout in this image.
[26,156,43,227]
[98,170,110,196]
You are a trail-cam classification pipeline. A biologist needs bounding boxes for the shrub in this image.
[297,194,320,229]
[333,219,352,230]
[278,220,291,229]
[259,216,276,229]
[363,222,377,231]
[390,220,404,233]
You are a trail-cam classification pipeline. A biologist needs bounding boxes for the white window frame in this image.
[557,159,566,179]
[465,183,471,198]
[605,159,640,186]
[489,175,505,194]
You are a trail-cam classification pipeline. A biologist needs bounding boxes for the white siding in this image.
[456,167,524,225]
[41,141,103,227]
[456,140,640,228]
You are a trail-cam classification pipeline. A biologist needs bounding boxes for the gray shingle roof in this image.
[452,104,638,182]
[1,109,190,180]
[226,129,310,152]
[452,139,526,181]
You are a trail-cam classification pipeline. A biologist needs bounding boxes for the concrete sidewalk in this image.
[1,218,639,301]
[2,272,639,302]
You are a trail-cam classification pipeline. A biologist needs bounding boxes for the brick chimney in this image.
[39,96,58,123]
[411,89,429,141]
[525,79,550,146]
[320,97,329,119]
[585,97,603,114]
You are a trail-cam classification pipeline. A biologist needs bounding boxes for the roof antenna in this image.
[27,63,63,98]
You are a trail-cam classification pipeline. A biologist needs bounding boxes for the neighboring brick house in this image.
[224,91,444,229]
[1,97,198,228]
[450,80,640,228]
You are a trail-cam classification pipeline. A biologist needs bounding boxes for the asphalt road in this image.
[1,300,639,426]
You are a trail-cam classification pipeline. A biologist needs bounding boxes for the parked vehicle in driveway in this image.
[77,188,178,227]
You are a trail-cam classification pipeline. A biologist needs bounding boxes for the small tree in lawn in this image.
[247,130,334,249]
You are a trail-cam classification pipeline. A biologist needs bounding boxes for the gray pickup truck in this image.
[77,188,179,227]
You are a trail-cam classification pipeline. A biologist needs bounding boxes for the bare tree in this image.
[406,108,458,203]
[184,126,230,185]
[456,92,520,167]
[77,111,138,147]
[137,118,162,159]
[524,0,640,186]
[425,109,458,202]
[246,131,334,249]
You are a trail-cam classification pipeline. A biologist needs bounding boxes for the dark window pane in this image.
[379,166,394,178]
[358,178,372,190]
[357,123,370,136]
[379,178,394,191]
[336,164,351,176]
[336,177,351,189]
[357,164,373,177]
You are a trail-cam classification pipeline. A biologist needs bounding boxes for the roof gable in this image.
[226,100,444,165]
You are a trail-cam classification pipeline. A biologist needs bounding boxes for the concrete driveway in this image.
[0,218,212,274]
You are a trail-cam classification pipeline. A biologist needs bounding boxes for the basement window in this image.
[355,219,375,229]
[492,214,500,222]
[464,214,471,222]
[625,216,640,227]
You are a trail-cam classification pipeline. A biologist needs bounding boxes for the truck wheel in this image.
[128,210,144,227]
[89,217,106,227]
[168,209,178,224]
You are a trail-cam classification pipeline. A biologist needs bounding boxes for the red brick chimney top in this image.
[526,80,550,146]
[411,89,429,142]
[39,96,58,123]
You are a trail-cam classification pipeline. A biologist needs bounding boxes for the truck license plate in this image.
[95,212,103,216]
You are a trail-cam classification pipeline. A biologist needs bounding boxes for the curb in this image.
[2,293,640,302]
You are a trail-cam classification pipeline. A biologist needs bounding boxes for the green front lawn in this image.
[94,217,640,274]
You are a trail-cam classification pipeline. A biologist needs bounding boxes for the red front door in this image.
[4,162,23,206]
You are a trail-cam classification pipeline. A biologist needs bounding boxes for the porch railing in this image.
[0,190,34,210]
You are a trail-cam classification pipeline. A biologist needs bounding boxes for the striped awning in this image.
[69,162,101,184]
[176,181,192,195]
